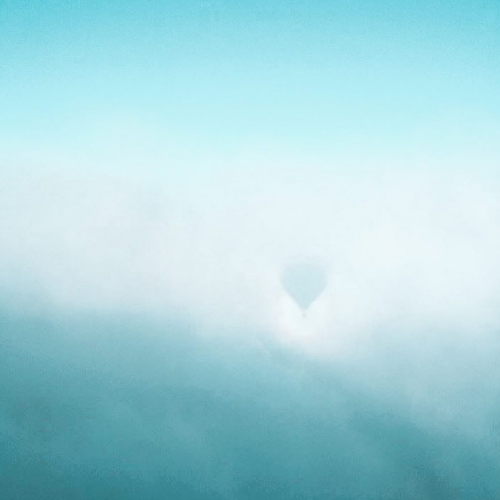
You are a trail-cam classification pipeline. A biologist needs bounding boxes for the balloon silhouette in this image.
[281,262,327,311]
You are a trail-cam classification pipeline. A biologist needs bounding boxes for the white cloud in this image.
[1,166,500,355]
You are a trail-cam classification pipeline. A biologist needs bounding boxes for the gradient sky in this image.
[1,0,500,177]
[1,1,500,499]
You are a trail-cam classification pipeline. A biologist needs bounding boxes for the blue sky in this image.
[1,0,499,177]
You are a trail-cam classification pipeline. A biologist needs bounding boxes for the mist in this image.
[1,167,500,498]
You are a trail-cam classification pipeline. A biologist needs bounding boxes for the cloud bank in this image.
[1,306,499,499]
[1,167,500,352]
[1,165,500,498]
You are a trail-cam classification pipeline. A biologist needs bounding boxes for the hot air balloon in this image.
[280,261,327,312]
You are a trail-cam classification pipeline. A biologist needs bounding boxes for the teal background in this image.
[1,1,500,498]
[1,308,500,499]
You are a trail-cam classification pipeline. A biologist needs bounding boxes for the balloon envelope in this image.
[280,262,327,310]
